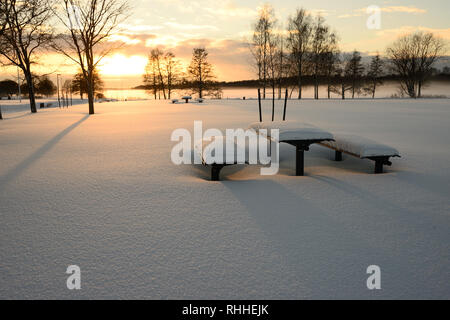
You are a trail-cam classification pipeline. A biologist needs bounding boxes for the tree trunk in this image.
[158,73,166,99]
[418,80,422,98]
[272,84,275,121]
[87,74,95,115]
[298,79,302,100]
[0,106,3,120]
[25,71,37,113]
[314,76,319,100]
[298,61,302,100]
[372,83,376,99]
[341,84,345,100]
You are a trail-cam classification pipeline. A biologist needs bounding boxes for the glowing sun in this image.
[97,54,148,76]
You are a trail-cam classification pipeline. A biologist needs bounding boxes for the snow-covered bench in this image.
[195,136,248,181]
[319,134,400,174]
[249,121,334,176]
[195,98,204,103]
[171,99,179,104]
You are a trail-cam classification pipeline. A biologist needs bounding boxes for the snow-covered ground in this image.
[0,98,449,299]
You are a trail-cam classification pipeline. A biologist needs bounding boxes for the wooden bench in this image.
[249,121,334,176]
[319,134,400,174]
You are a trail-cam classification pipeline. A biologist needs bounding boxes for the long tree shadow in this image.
[221,179,398,298]
[0,114,90,189]
[1,111,33,120]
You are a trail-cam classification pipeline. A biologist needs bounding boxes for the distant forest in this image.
[135,70,450,90]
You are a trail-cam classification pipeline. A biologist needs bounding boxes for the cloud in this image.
[339,6,427,19]
[376,26,450,40]
[306,9,334,17]
[164,22,219,31]
[341,26,450,54]
[378,6,427,14]
[118,24,164,34]
[204,0,256,18]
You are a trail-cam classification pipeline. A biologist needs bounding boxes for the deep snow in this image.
[0,98,449,299]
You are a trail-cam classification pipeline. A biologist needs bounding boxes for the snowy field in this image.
[0,98,449,299]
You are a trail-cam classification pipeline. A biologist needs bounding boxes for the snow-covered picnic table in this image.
[249,120,334,142]
[182,96,192,103]
[249,121,334,176]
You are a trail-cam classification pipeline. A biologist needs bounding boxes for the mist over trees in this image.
[364,54,384,98]
[387,32,446,98]
[248,6,447,100]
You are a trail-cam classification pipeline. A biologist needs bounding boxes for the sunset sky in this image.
[1,0,450,87]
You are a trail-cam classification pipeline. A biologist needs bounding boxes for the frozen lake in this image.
[101,81,450,101]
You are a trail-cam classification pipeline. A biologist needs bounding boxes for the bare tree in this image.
[144,49,180,100]
[364,54,384,98]
[321,33,339,99]
[0,0,53,113]
[310,16,336,99]
[286,8,312,99]
[345,51,365,99]
[0,12,6,119]
[331,53,352,100]
[187,48,216,99]
[151,49,166,99]
[53,0,130,114]
[387,32,445,98]
[266,31,280,119]
[144,53,159,100]
[251,4,276,99]
[164,52,181,100]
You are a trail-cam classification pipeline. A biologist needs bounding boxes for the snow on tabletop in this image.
[249,120,334,142]
[321,134,401,158]
[194,137,248,165]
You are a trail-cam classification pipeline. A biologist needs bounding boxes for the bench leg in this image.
[296,147,304,176]
[335,151,343,161]
[211,165,224,181]
[374,160,384,174]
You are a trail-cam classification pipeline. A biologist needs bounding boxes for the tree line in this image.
[143,47,222,100]
[0,0,129,117]
[250,5,447,100]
